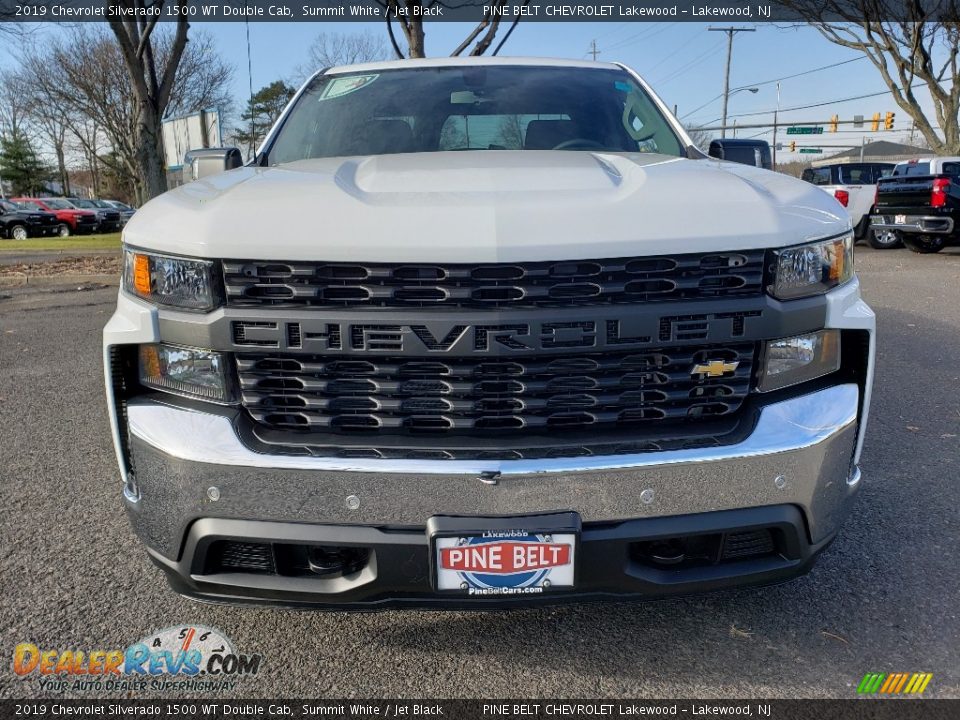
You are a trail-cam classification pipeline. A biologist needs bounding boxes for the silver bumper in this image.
[871,215,955,234]
[125,384,861,560]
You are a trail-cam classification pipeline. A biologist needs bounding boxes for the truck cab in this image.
[707,139,772,170]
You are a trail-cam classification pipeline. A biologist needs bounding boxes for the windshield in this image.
[0,200,17,212]
[42,199,71,210]
[71,199,95,208]
[267,65,685,164]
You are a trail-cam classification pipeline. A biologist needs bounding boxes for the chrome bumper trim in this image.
[127,384,859,476]
[871,215,954,234]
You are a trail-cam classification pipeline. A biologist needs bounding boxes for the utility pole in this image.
[709,26,756,139]
[588,40,600,61]
[772,82,780,170]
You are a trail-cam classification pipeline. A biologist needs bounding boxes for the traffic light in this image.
[789,141,796,152]
[829,114,839,133]
[885,111,895,130]
[872,112,881,132]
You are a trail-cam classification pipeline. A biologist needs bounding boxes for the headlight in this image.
[770,234,853,300]
[139,344,233,403]
[757,330,841,392]
[123,248,219,311]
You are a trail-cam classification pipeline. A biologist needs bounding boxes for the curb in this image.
[0,274,119,288]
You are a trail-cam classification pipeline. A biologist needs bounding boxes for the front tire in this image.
[10,224,28,241]
[867,228,903,249]
[56,223,70,237]
[902,234,946,254]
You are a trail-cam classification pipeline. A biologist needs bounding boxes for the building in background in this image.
[811,141,932,168]
[162,109,223,189]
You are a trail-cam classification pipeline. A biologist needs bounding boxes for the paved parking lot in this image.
[1,246,958,699]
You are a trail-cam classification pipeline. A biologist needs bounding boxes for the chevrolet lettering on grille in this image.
[231,310,764,356]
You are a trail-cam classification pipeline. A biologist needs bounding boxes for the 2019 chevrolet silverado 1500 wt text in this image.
[103,58,875,608]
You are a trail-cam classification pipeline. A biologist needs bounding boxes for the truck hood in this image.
[125,151,849,262]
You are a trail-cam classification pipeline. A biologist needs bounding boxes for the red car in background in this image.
[12,197,98,237]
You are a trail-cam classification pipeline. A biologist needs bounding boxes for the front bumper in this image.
[122,383,860,607]
[104,276,875,607]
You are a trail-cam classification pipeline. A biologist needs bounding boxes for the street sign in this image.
[799,148,823,154]
[787,127,824,135]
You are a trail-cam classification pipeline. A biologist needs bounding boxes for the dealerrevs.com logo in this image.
[12,625,262,693]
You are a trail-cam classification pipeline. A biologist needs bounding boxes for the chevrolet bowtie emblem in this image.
[691,359,739,377]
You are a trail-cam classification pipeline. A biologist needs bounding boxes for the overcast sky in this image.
[1,20,942,157]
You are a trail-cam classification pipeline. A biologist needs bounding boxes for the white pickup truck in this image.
[802,162,896,248]
[103,57,875,608]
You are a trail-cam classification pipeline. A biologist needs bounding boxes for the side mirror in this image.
[183,147,243,183]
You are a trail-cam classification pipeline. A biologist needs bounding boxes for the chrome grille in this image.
[223,251,765,309]
[236,343,756,436]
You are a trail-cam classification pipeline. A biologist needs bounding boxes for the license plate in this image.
[895,214,907,224]
[429,514,579,597]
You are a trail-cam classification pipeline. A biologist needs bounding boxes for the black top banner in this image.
[2,700,959,720]
[0,0,958,22]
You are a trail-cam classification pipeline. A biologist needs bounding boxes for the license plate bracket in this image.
[428,513,580,596]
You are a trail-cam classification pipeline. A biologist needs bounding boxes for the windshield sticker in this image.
[320,74,379,101]
[614,81,631,93]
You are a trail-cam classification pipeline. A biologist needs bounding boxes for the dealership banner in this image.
[1,0,958,23]
[2,700,958,719]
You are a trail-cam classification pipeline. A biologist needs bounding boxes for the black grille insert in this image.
[236,343,756,439]
[223,250,765,309]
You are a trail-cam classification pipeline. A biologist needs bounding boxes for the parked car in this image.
[0,199,59,239]
[872,156,960,253]
[104,57,874,608]
[63,197,123,233]
[13,197,98,236]
[707,139,773,169]
[103,199,137,226]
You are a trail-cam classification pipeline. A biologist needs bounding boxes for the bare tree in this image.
[777,1,960,153]
[379,0,528,59]
[23,25,233,203]
[683,124,714,150]
[294,31,390,82]
[0,70,32,143]
[104,5,194,201]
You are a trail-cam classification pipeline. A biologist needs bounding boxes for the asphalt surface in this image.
[1,246,958,700]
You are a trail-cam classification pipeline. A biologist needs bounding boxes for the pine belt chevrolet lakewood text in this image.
[103,58,875,608]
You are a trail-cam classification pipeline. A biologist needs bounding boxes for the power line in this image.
[726,85,919,119]
[593,22,632,43]
[680,56,868,121]
[605,23,676,53]
[747,56,867,89]
[655,39,726,86]
[637,27,694,74]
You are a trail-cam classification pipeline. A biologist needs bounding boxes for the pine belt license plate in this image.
[428,513,579,597]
